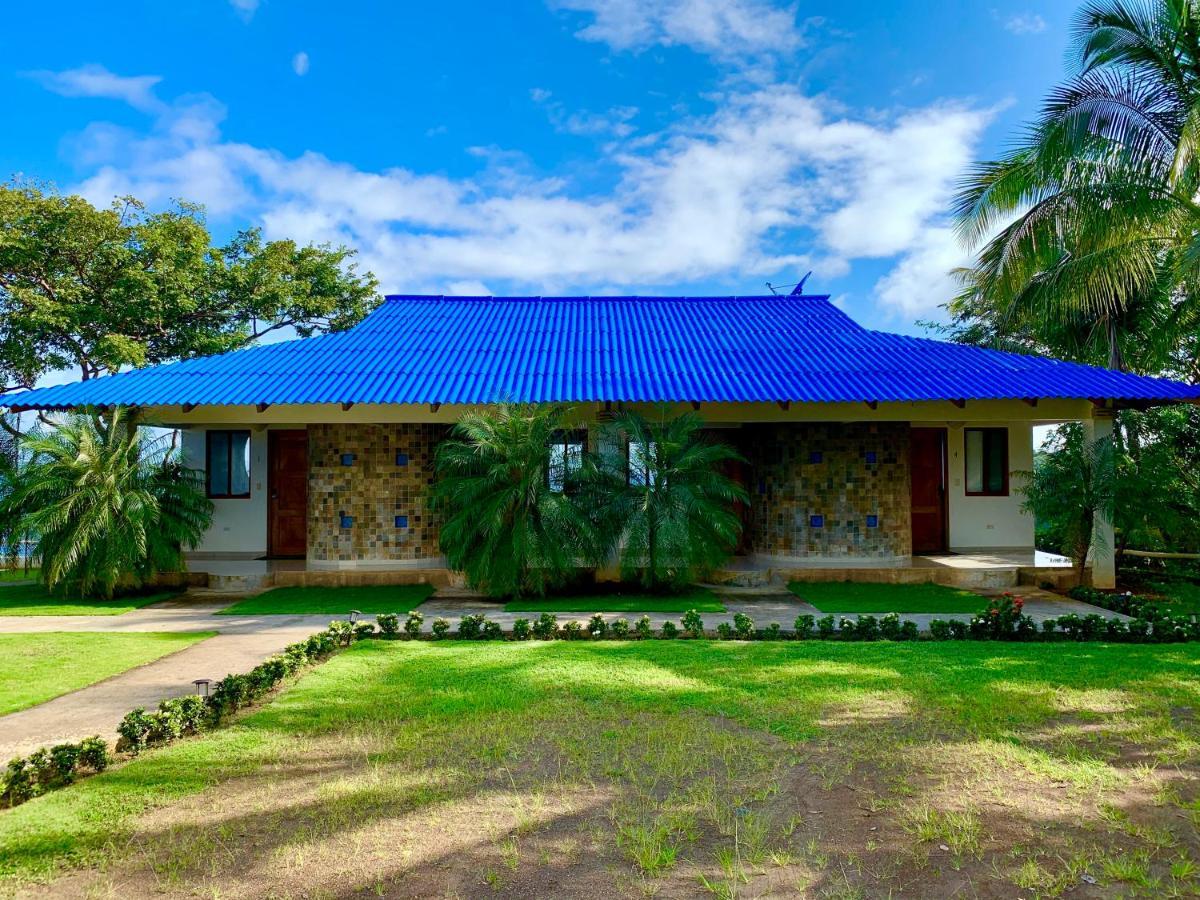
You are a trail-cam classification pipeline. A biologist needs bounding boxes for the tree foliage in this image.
[949,0,1200,375]
[1023,426,1115,586]
[594,408,748,592]
[431,404,608,598]
[0,182,379,395]
[1,408,212,598]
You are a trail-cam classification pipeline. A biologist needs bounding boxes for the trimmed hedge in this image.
[1,626,343,809]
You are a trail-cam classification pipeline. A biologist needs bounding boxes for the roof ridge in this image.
[381,294,835,302]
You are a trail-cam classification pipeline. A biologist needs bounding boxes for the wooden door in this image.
[268,430,308,558]
[910,428,947,554]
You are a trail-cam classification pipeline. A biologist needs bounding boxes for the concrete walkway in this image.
[0,587,1126,758]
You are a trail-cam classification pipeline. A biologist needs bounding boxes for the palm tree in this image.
[431,403,607,598]
[4,408,212,598]
[596,407,748,592]
[952,0,1200,374]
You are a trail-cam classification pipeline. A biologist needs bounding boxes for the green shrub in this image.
[561,620,585,640]
[327,620,353,644]
[532,612,558,640]
[1104,617,1128,640]
[816,615,836,639]
[880,612,902,640]
[929,619,952,640]
[457,614,484,639]
[512,617,532,640]
[610,617,630,638]
[1040,617,1059,636]
[793,614,815,639]
[588,614,609,638]
[635,615,653,639]
[376,613,400,636]
[946,619,968,640]
[763,622,782,640]
[1127,618,1151,640]
[681,609,704,638]
[482,618,504,640]
[733,612,754,639]
[855,615,880,641]
[117,707,154,754]
[659,621,679,639]
[48,743,80,785]
[353,621,376,640]
[1,757,36,806]
[898,620,919,641]
[77,736,109,773]
[404,610,424,638]
[431,617,451,639]
[716,621,734,640]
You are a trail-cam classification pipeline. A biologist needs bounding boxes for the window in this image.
[547,431,585,493]
[206,430,251,498]
[964,428,1008,496]
[627,440,658,487]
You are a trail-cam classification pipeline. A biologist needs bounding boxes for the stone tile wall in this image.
[739,422,911,560]
[307,424,447,563]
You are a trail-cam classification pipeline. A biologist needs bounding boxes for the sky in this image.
[2,0,1078,336]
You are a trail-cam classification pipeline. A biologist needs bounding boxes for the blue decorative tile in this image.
[340,453,355,466]
[395,452,409,466]
[809,451,823,464]
[339,514,354,528]
[394,515,408,528]
[866,515,879,528]
[864,451,877,464]
[809,514,824,528]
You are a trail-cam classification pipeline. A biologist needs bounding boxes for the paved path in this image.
[0,587,1125,757]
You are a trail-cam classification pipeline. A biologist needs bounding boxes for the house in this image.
[8,294,1200,590]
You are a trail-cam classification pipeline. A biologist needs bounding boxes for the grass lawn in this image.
[503,585,726,613]
[0,632,214,716]
[2,641,1197,897]
[0,568,39,583]
[0,583,179,616]
[216,584,436,616]
[789,580,988,614]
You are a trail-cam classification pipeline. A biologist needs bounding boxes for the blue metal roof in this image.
[6,294,1200,408]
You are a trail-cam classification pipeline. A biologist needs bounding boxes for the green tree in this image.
[951,0,1200,374]
[596,408,747,592]
[431,403,606,598]
[2,408,212,598]
[0,182,379,402]
[1022,426,1116,586]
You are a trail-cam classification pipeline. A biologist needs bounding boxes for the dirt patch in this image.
[20,711,1200,899]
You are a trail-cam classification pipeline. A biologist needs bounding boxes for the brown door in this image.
[268,430,308,558]
[910,428,947,554]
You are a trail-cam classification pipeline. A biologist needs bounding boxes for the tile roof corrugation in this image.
[5,294,1200,408]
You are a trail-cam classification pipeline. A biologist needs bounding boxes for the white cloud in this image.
[1004,13,1047,35]
[229,0,259,21]
[56,80,991,309]
[24,64,164,113]
[292,52,310,76]
[550,0,805,58]
[873,226,966,317]
[531,89,639,138]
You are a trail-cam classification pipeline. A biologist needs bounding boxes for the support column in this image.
[1085,410,1116,588]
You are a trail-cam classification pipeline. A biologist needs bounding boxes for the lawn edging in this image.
[1,626,344,809]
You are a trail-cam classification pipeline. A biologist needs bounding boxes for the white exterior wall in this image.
[945,421,1035,550]
[181,428,269,556]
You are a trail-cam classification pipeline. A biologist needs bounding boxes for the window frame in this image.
[963,427,1009,497]
[546,429,587,494]
[205,429,252,500]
